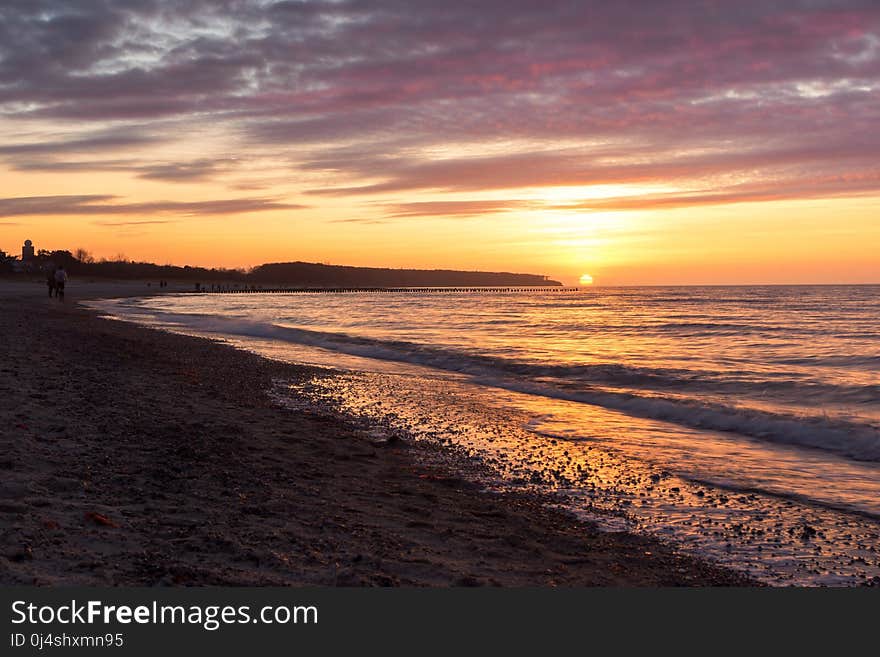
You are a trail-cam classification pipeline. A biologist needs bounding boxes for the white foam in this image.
[89,302,880,463]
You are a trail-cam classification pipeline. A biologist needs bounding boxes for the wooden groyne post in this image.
[191,286,581,294]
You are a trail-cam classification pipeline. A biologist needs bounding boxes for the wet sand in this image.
[0,278,755,586]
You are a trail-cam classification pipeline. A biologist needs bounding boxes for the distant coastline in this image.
[1,248,561,288]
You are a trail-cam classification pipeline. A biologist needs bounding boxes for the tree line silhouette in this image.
[1,249,561,287]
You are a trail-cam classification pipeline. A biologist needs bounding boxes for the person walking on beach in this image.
[54,266,68,301]
[46,267,56,298]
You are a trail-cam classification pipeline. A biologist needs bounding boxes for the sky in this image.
[1,0,879,285]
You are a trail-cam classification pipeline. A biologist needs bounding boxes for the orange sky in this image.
[2,2,879,286]
[3,167,878,285]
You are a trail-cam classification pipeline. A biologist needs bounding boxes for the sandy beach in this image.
[0,278,754,586]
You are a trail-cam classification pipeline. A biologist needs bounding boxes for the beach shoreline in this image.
[0,279,755,586]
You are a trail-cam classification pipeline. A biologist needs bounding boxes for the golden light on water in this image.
[579,274,594,286]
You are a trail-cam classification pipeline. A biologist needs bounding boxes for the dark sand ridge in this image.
[0,279,755,585]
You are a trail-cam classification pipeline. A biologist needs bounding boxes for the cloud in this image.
[0,195,306,218]
[382,199,538,218]
[9,156,239,185]
[0,131,158,156]
[557,172,880,211]
[11,159,135,173]
[136,159,237,183]
[92,220,175,227]
[305,133,880,200]
[0,195,115,217]
[0,0,878,211]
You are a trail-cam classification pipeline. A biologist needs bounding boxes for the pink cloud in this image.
[0,1,878,210]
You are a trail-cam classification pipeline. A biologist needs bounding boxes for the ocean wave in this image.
[104,307,880,462]
[772,354,880,368]
[123,308,879,400]
[262,321,877,404]
[494,378,880,462]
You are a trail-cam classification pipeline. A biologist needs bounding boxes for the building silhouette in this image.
[22,239,34,261]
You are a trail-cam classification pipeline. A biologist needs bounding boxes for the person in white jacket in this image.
[54,266,68,301]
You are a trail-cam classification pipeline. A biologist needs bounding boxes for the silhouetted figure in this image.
[54,266,68,301]
[46,268,56,298]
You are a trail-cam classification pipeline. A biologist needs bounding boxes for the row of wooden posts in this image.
[193,285,579,294]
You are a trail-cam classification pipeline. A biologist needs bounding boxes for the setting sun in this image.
[579,274,594,286]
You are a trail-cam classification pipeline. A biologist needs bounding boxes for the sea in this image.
[87,285,880,586]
